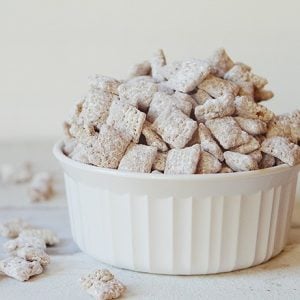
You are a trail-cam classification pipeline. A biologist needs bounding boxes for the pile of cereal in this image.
[63,49,300,174]
[0,219,59,281]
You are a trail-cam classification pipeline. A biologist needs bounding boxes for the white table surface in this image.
[0,140,300,300]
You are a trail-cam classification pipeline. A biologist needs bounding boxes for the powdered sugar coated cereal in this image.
[118,144,157,173]
[0,257,43,282]
[165,145,200,174]
[152,108,197,149]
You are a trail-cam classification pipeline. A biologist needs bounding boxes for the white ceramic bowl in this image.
[54,141,300,275]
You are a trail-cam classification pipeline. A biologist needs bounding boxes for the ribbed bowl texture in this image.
[54,141,300,275]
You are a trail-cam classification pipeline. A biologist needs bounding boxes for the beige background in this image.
[0,0,299,141]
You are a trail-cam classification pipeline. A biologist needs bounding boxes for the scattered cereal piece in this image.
[0,219,32,239]
[152,108,197,149]
[235,96,274,122]
[28,172,54,202]
[150,49,166,82]
[191,89,212,105]
[260,153,276,169]
[235,117,267,135]
[164,145,200,174]
[106,100,146,143]
[198,75,239,98]
[118,79,157,110]
[118,144,157,173]
[206,117,250,149]
[207,48,234,77]
[0,162,32,184]
[80,269,126,300]
[261,137,300,166]
[198,123,224,161]
[147,92,192,122]
[13,247,50,267]
[197,151,222,174]
[142,121,168,152]
[4,236,46,252]
[224,151,258,172]
[152,152,167,172]
[128,60,151,78]
[0,257,43,282]
[232,136,260,154]
[194,94,235,122]
[88,75,121,95]
[4,240,50,267]
[87,125,130,168]
[19,229,59,246]
[165,59,211,93]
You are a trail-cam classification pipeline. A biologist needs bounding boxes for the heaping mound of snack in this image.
[63,48,300,174]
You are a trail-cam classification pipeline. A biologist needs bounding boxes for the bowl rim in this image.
[53,140,300,181]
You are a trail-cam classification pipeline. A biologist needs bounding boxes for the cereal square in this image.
[165,59,211,93]
[106,100,146,143]
[208,48,234,77]
[205,117,250,149]
[0,257,43,282]
[165,145,200,174]
[88,75,121,95]
[152,152,168,172]
[224,151,258,172]
[118,144,157,173]
[198,123,224,161]
[150,49,166,82]
[152,108,198,149]
[195,94,235,122]
[191,89,212,105]
[231,136,260,154]
[235,96,274,122]
[261,136,300,166]
[197,151,222,174]
[147,92,192,122]
[81,90,118,127]
[198,75,239,98]
[87,124,131,168]
[117,79,157,110]
[235,117,267,135]
[142,121,168,152]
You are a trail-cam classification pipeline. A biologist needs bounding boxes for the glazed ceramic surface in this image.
[54,141,300,275]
